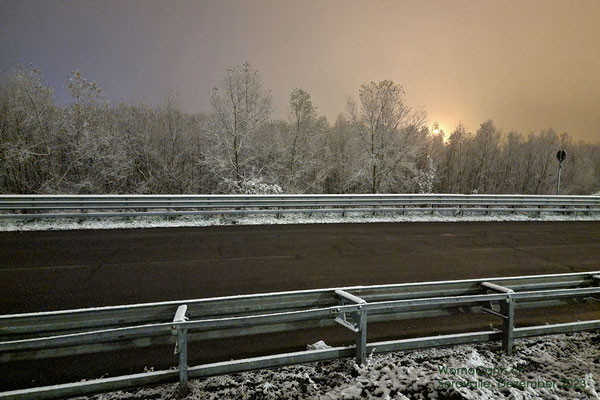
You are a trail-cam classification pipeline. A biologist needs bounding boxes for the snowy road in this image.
[1,221,600,390]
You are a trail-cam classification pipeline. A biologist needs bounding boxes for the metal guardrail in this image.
[0,194,599,219]
[1,271,599,399]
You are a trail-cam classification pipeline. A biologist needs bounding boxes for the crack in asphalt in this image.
[498,241,580,273]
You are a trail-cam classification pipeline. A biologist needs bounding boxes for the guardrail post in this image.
[172,305,189,395]
[481,282,515,355]
[500,294,514,355]
[177,327,189,394]
[355,306,367,365]
[334,289,368,365]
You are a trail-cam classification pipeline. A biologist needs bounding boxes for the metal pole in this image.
[500,294,514,355]
[557,162,563,195]
[355,307,367,365]
[177,327,189,395]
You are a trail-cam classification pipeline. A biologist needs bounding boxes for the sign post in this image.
[556,149,566,195]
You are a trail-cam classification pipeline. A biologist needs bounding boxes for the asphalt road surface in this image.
[1,221,600,391]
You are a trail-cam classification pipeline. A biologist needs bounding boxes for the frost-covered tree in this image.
[277,88,331,192]
[466,120,502,193]
[413,155,436,193]
[324,114,357,193]
[439,122,469,193]
[209,62,272,181]
[0,65,62,193]
[56,70,111,192]
[217,176,283,194]
[347,80,427,193]
[286,88,315,183]
[1,64,599,196]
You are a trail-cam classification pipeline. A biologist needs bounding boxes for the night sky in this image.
[1,0,599,141]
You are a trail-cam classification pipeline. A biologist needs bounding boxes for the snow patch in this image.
[1,211,599,232]
[72,332,600,400]
[307,340,332,350]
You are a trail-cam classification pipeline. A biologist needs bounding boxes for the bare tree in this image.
[277,88,331,192]
[209,62,272,181]
[0,66,62,193]
[2,64,600,196]
[347,80,426,193]
[324,114,356,193]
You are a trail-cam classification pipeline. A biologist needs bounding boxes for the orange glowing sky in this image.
[1,0,599,141]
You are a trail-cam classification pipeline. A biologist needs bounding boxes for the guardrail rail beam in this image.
[1,272,599,398]
[1,194,599,220]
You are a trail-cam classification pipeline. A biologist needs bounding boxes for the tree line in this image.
[1,63,598,195]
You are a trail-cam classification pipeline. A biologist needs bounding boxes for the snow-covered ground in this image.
[1,211,600,231]
[75,331,600,399]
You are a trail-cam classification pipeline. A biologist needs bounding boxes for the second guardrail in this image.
[0,194,599,219]
[1,271,599,399]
